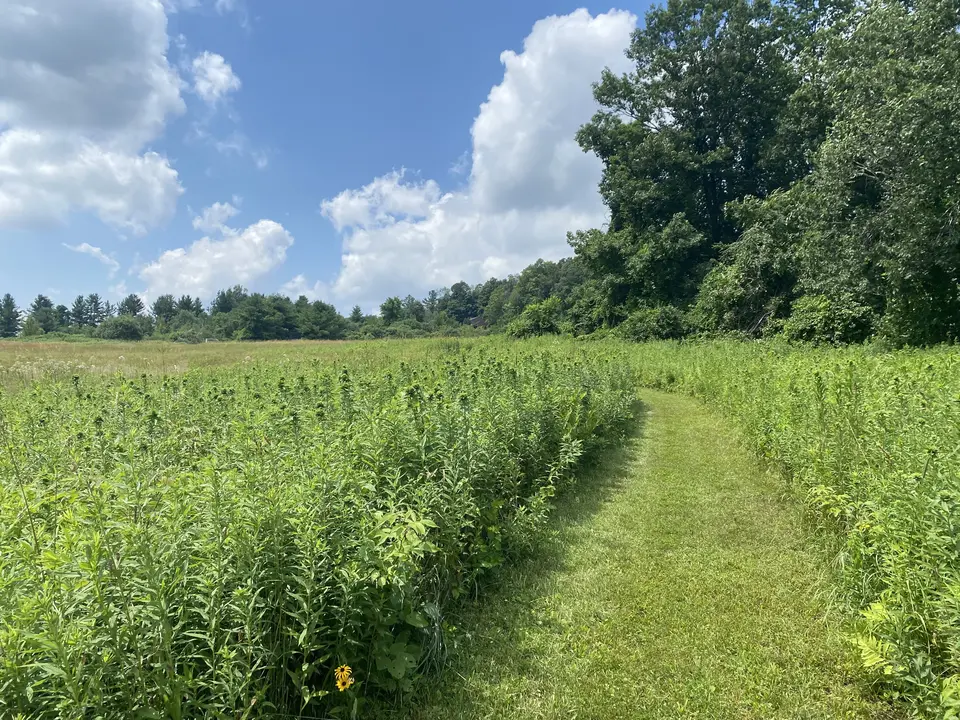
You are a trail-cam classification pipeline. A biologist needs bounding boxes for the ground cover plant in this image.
[629,341,960,718]
[0,339,634,718]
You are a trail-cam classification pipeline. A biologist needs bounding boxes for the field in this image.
[1,338,959,718]
[0,338,635,718]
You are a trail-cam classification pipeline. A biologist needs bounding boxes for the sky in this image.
[0,0,647,312]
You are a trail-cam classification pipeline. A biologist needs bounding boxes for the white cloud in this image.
[192,200,240,233]
[321,170,442,232]
[63,242,121,277]
[281,274,327,302]
[214,0,236,13]
[312,9,636,309]
[192,51,241,105]
[140,216,293,299]
[0,0,185,232]
[450,151,471,177]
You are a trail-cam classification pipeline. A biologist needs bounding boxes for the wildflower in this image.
[335,665,354,692]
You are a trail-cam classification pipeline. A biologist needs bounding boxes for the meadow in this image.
[0,339,634,717]
[1,337,959,718]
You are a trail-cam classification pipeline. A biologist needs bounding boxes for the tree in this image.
[27,294,58,332]
[349,305,364,323]
[29,295,53,314]
[708,0,960,345]
[424,289,440,314]
[86,294,106,326]
[232,294,298,340]
[54,305,70,328]
[441,281,478,324]
[573,0,829,322]
[380,296,403,324]
[211,286,248,315]
[70,296,90,328]
[118,294,145,317]
[151,294,177,324]
[402,295,425,323]
[483,285,509,326]
[175,295,204,315]
[0,294,21,337]
[297,298,347,340]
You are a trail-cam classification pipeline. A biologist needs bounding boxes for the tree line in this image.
[3,0,958,346]
[0,268,583,341]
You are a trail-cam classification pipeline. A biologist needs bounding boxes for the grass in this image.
[377,391,896,719]
[0,339,445,390]
[628,341,960,716]
[0,340,635,717]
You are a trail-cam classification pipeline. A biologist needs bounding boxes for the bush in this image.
[95,315,151,341]
[506,297,562,338]
[615,304,687,341]
[781,293,874,345]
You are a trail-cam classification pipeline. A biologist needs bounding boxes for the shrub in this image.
[615,304,687,341]
[506,297,562,338]
[94,315,150,341]
[781,293,874,344]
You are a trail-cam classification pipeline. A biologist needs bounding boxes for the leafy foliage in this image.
[0,340,634,717]
[631,340,960,716]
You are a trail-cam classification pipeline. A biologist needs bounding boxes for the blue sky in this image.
[1,0,648,312]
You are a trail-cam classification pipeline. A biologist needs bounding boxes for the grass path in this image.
[376,391,895,720]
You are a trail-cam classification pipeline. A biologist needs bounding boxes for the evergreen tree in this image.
[86,294,106,326]
[175,295,204,315]
[71,295,90,327]
[211,286,248,314]
[29,295,54,314]
[0,294,22,337]
[118,294,146,316]
[54,305,70,328]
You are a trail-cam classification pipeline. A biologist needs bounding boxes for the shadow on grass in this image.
[369,403,648,719]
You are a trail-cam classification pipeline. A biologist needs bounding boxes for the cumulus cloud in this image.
[281,274,328,302]
[0,0,185,232]
[192,200,240,233]
[321,170,442,232]
[192,51,241,105]
[307,9,636,309]
[140,210,294,299]
[63,242,121,277]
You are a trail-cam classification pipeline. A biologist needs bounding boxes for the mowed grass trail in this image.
[377,391,896,720]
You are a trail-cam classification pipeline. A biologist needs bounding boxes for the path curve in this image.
[377,391,894,719]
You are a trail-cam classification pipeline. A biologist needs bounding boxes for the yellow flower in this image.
[334,665,354,692]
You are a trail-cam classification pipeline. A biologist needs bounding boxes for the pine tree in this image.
[71,295,89,327]
[118,294,145,316]
[86,294,105,326]
[0,294,22,337]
